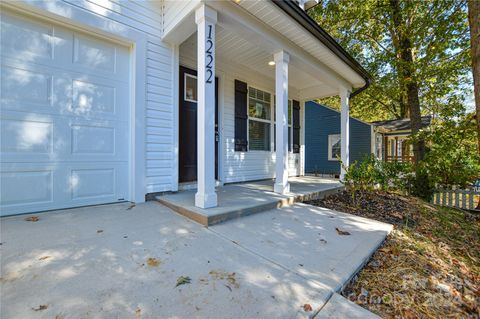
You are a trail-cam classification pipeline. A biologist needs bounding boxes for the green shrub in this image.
[409,165,435,201]
[341,155,413,195]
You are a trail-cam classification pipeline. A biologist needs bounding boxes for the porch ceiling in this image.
[181,26,331,96]
[235,0,367,88]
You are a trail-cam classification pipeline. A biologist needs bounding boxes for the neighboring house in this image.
[305,102,373,177]
[0,0,371,216]
[371,116,432,162]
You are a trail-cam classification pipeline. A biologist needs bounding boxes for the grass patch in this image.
[308,190,479,318]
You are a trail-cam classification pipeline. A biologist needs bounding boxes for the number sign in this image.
[206,24,213,84]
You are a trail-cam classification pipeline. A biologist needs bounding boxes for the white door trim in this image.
[172,44,180,192]
[2,1,148,203]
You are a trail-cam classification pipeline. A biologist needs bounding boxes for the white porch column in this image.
[340,87,351,180]
[274,50,290,194]
[195,5,217,208]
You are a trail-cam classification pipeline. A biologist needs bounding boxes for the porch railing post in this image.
[274,50,290,194]
[195,5,218,208]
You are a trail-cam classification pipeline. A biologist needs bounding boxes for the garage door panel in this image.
[1,169,54,207]
[1,111,128,163]
[71,125,115,155]
[68,120,129,161]
[1,162,128,215]
[72,33,130,80]
[0,11,131,216]
[71,168,115,200]
[1,60,128,120]
[70,77,129,120]
[0,65,53,111]
[67,163,128,204]
[0,12,54,63]
[1,116,54,155]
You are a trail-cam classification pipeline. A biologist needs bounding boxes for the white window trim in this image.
[246,87,295,153]
[184,73,198,103]
[328,134,341,161]
[248,86,273,152]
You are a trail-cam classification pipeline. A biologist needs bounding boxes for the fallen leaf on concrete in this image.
[38,256,50,261]
[176,276,191,287]
[146,258,160,267]
[209,270,239,288]
[127,204,136,210]
[32,304,48,311]
[25,216,39,222]
[303,304,313,312]
[97,230,103,234]
[335,227,351,236]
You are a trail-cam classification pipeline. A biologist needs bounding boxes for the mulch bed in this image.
[307,190,480,319]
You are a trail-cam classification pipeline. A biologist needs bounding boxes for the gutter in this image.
[271,0,372,98]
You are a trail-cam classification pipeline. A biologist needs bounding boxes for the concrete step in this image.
[156,177,344,226]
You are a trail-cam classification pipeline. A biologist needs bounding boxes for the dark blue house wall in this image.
[305,101,372,175]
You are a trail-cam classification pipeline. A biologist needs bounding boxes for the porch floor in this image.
[157,176,343,226]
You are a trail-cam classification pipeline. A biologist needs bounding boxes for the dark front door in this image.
[179,66,219,183]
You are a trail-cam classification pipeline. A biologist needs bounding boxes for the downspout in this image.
[349,77,371,99]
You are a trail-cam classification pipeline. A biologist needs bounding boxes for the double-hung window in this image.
[328,134,341,161]
[248,87,271,151]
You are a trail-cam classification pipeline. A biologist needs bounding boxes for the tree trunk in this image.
[468,0,480,154]
[389,0,425,163]
[467,0,480,209]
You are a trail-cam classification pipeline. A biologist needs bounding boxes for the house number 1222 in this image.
[205,24,213,84]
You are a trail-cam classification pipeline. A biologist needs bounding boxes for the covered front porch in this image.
[163,1,369,210]
[157,176,343,226]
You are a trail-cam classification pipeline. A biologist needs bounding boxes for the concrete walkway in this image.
[0,202,391,319]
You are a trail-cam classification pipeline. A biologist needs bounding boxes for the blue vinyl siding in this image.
[305,101,372,175]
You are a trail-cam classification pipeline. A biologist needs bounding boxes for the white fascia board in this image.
[162,0,201,45]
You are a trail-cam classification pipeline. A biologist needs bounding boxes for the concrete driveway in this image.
[0,202,390,319]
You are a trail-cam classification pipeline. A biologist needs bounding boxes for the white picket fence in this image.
[432,188,480,211]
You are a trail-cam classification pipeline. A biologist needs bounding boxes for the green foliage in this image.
[409,165,435,201]
[412,114,480,188]
[342,155,413,193]
[342,115,479,200]
[342,155,436,201]
[309,0,472,121]
[310,1,475,200]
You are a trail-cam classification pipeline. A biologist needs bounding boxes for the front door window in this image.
[184,73,197,102]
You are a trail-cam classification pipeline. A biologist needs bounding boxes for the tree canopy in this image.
[309,0,472,122]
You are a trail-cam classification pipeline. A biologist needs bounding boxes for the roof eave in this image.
[271,0,372,97]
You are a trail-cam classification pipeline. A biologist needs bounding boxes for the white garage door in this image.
[0,11,130,216]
